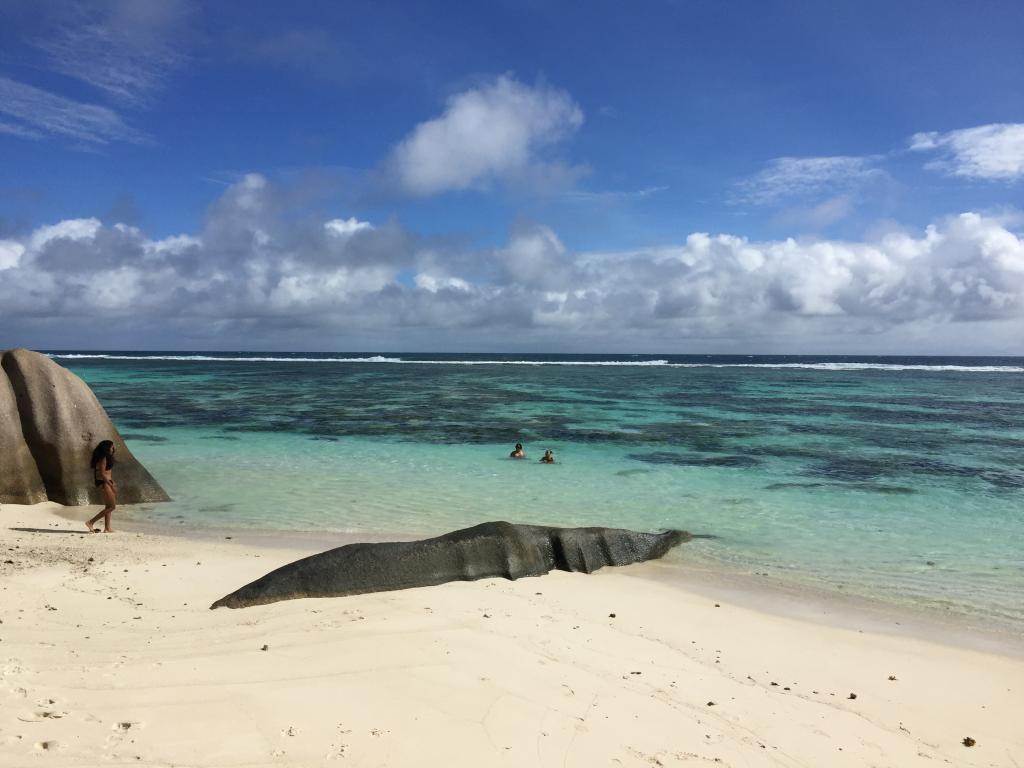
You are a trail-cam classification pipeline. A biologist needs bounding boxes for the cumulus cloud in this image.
[325,218,374,238]
[497,224,577,292]
[735,155,885,206]
[385,75,585,196]
[1,174,1023,352]
[0,240,26,270]
[910,123,1024,181]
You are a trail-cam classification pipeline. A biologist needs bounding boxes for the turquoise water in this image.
[53,352,1024,630]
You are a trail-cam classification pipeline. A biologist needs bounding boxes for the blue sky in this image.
[1,0,1023,352]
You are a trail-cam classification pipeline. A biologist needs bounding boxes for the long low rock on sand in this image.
[1,502,1022,767]
[211,522,690,608]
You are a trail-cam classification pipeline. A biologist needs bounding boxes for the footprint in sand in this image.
[17,710,67,722]
[325,724,353,759]
[104,720,140,749]
[34,740,60,752]
[326,745,348,760]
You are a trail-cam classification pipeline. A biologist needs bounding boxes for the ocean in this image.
[51,352,1024,631]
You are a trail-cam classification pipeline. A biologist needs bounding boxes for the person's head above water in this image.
[510,442,526,458]
[90,440,116,468]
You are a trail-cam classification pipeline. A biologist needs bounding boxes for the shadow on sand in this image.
[8,527,90,535]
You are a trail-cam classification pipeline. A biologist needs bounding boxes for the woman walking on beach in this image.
[86,440,117,533]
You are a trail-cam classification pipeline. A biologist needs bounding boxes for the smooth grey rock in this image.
[0,348,170,505]
[0,367,46,504]
[211,521,690,609]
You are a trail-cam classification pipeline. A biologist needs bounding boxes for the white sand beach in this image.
[1,502,1022,767]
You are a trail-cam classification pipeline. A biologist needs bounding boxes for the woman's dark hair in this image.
[90,440,116,469]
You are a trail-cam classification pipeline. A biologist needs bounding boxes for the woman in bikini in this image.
[86,440,118,533]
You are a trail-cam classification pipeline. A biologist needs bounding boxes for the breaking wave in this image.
[46,353,1023,371]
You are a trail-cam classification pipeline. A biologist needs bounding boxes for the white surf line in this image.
[46,354,1024,372]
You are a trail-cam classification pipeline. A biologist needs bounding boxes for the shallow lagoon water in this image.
[54,352,1024,630]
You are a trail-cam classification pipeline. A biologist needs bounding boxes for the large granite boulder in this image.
[212,521,690,609]
[0,348,170,505]
[0,367,47,504]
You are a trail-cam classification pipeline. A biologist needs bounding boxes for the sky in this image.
[1,0,1023,354]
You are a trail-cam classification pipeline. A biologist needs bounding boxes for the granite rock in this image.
[0,364,46,504]
[211,521,689,608]
[0,348,170,505]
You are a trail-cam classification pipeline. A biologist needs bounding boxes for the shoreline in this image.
[642,559,1024,660]
[47,501,1024,658]
[3,501,1023,766]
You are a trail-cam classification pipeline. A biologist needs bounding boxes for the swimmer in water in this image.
[540,449,555,464]
[510,442,526,458]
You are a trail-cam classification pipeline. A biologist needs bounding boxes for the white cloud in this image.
[325,218,374,238]
[30,0,190,105]
[0,120,44,140]
[28,218,103,250]
[0,1,188,146]
[1,174,1022,352]
[0,240,25,270]
[910,123,1024,181]
[145,234,202,256]
[385,75,584,196]
[497,224,576,291]
[735,155,885,206]
[414,273,471,292]
[0,76,146,145]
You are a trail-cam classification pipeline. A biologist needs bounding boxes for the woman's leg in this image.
[85,500,103,532]
[101,482,116,532]
[85,483,116,533]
